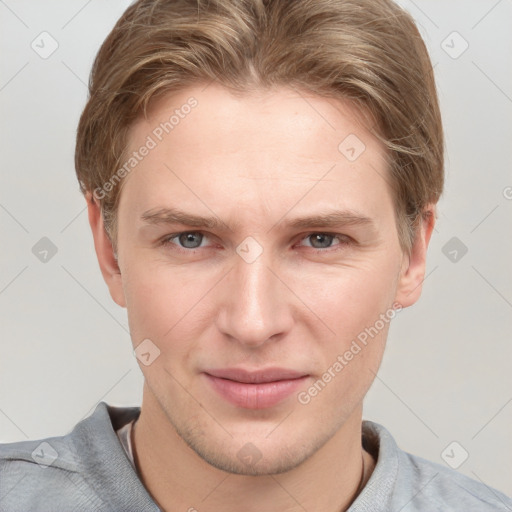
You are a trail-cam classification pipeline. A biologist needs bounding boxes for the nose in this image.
[215,246,294,348]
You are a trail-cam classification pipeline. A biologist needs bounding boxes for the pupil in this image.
[312,234,332,248]
[180,232,201,248]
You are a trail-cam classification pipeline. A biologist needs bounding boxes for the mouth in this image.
[203,367,310,409]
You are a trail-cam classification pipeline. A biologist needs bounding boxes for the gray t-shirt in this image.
[0,402,510,511]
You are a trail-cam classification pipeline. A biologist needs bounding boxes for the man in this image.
[1,0,511,510]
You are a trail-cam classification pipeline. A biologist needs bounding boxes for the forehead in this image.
[135,83,381,160]
[118,83,393,228]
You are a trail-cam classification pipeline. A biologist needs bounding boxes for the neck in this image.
[132,386,374,512]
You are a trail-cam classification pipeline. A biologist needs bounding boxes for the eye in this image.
[159,231,353,254]
[161,231,209,250]
[298,233,352,250]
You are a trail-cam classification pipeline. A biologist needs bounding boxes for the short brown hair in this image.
[75,0,444,256]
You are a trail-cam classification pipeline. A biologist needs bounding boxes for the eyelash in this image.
[159,231,354,254]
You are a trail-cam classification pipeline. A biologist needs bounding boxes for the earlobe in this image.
[394,205,436,308]
[86,193,127,308]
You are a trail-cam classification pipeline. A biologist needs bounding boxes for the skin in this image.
[87,83,435,511]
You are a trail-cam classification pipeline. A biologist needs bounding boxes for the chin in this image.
[192,442,314,476]
[173,416,333,477]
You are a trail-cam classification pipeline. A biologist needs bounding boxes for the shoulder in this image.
[360,420,512,512]
[0,402,143,511]
[397,449,512,511]
[0,431,105,510]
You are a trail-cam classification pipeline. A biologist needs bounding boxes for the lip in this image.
[203,368,309,409]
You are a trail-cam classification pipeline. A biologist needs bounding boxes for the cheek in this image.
[298,316,391,419]
[298,257,399,334]
[295,255,399,400]
[122,257,226,369]
[122,259,197,345]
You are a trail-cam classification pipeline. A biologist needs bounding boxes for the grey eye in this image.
[178,232,203,248]
[308,233,335,249]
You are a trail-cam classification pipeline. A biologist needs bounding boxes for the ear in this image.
[394,204,436,308]
[86,192,126,308]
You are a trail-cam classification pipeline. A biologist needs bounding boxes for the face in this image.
[91,83,430,476]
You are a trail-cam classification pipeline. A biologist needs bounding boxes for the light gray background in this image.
[1,0,511,498]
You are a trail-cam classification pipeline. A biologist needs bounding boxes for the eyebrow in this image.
[140,207,376,232]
